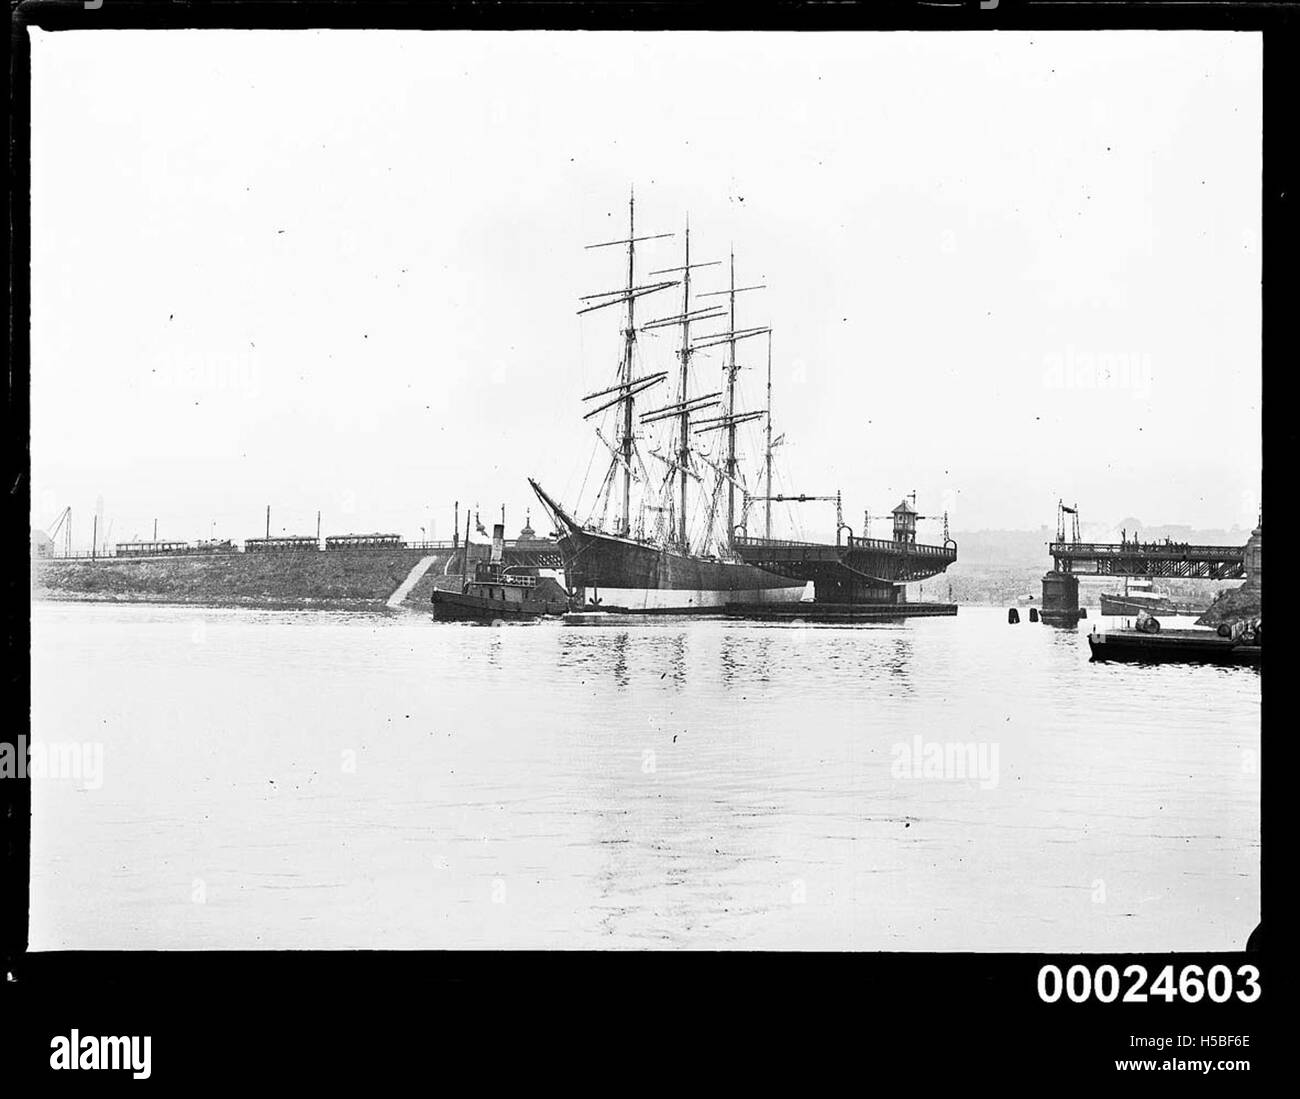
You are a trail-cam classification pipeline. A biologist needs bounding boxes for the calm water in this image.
[29,602,1259,951]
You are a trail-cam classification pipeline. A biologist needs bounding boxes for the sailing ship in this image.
[530,194,808,612]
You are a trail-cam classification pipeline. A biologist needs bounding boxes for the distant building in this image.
[514,510,556,546]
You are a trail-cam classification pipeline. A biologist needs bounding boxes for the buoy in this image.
[1217,623,1232,638]
[1007,608,1020,624]
[1028,607,1039,622]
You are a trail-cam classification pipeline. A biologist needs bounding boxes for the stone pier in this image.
[1040,569,1083,625]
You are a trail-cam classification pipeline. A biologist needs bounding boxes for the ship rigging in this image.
[569,193,788,559]
[529,191,809,611]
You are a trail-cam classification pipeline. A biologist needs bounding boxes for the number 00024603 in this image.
[1036,964,1261,1004]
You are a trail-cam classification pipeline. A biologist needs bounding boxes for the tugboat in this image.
[431,518,569,622]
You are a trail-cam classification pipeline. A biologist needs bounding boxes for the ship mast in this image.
[691,255,768,552]
[765,330,773,541]
[620,193,636,537]
[726,251,738,546]
[577,190,676,538]
[660,218,723,548]
[678,222,692,547]
[641,220,723,550]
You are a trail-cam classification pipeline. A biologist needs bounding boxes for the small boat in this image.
[432,520,569,622]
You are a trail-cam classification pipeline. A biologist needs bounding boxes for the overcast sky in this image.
[29,29,1260,547]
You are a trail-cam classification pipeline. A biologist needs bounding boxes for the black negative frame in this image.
[4,0,1290,1084]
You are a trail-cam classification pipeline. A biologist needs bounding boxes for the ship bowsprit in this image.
[732,534,957,604]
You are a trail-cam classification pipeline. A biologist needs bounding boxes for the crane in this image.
[1056,500,1081,544]
[46,506,72,557]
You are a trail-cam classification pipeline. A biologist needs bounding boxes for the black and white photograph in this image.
[6,0,1282,1083]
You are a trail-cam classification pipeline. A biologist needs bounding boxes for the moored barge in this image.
[1087,626,1260,665]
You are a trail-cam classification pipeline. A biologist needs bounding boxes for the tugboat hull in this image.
[431,588,567,622]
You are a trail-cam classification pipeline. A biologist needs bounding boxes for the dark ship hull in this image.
[557,527,807,612]
[431,587,567,622]
[531,481,806,612]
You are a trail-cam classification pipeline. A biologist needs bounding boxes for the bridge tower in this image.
[1042,500,1083,625]
[1243,512,1262,588]
[1041,569,1081,624]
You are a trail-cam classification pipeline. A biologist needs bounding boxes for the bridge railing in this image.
[735,535,956,558]
[1050,541,1244,559]
[733,536,822,549]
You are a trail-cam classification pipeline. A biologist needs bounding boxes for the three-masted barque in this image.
[530,194,808,613]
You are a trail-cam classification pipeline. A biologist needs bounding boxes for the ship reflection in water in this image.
[30,603,1258,952]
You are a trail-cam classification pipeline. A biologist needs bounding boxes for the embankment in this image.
[1195,580,1262,628]
[32,549,469,611]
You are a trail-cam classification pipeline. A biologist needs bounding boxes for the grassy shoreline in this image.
[31,550,460,610]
